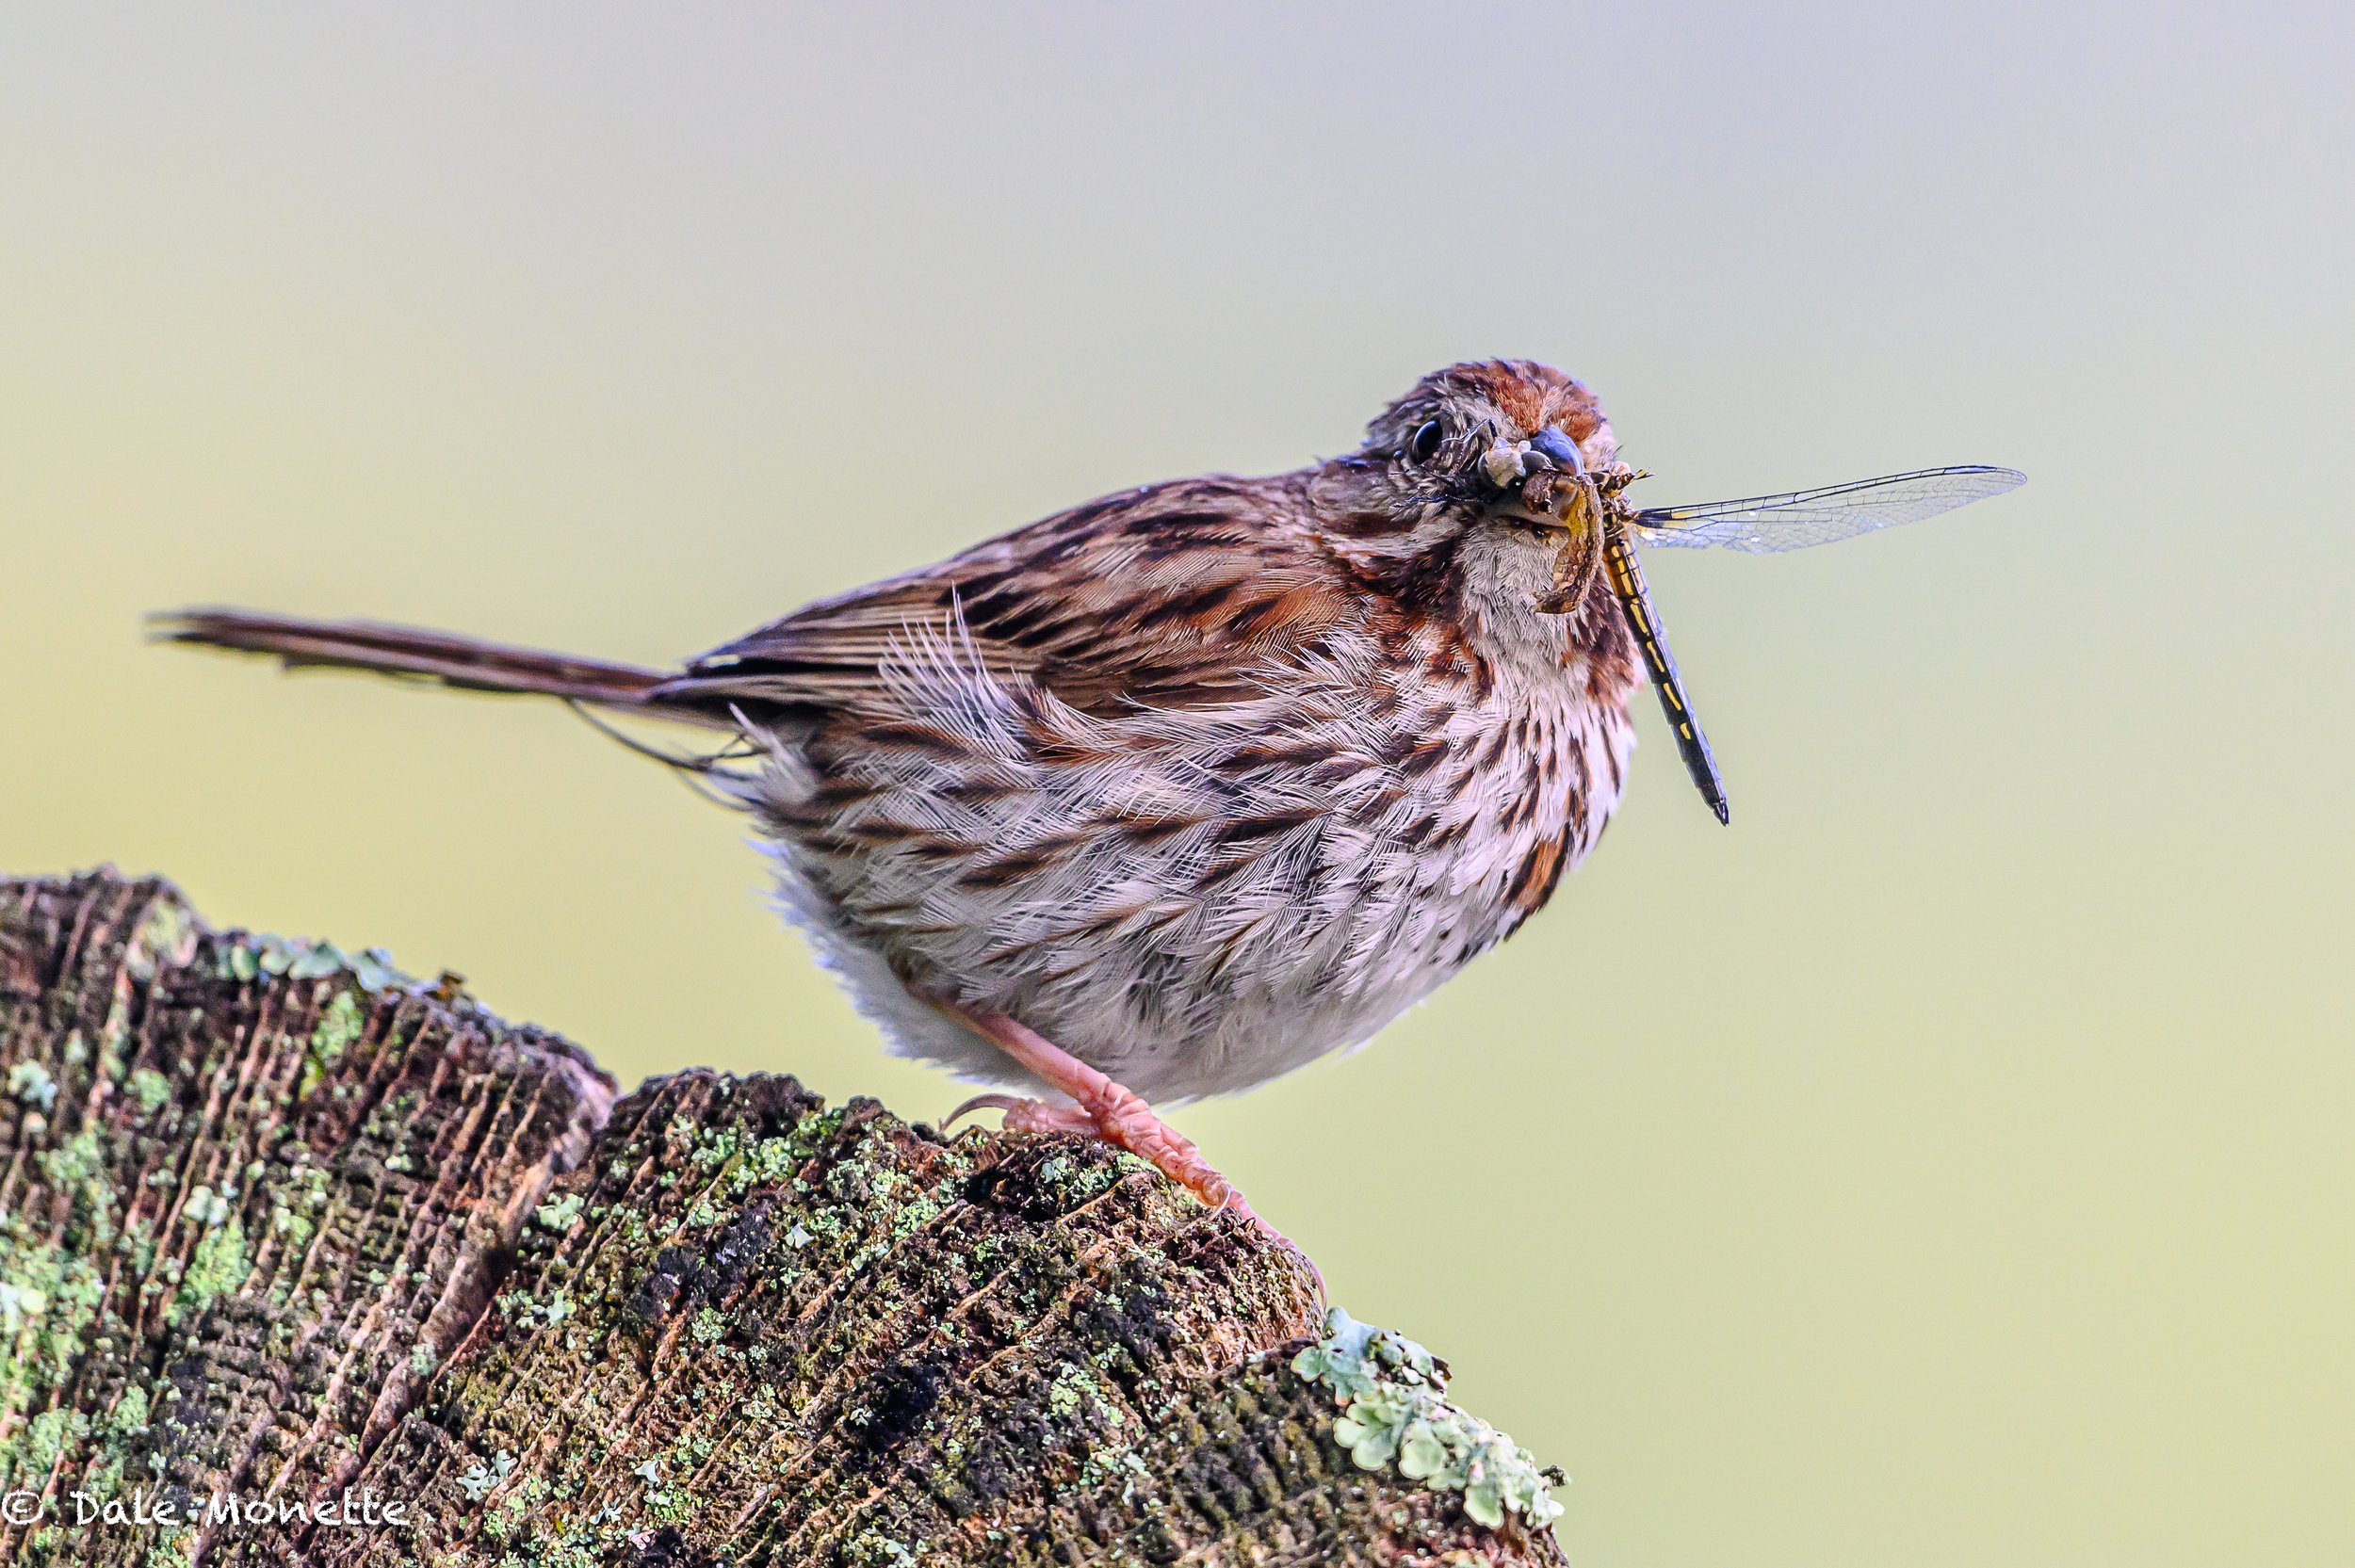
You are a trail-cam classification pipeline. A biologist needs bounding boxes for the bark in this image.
[0,870,1567,1567]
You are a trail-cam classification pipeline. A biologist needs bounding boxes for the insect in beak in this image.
[1523,428,1609,614]
[1600,524,1730,825]
[1521,437,1731,825]
[1512,439,2020,826]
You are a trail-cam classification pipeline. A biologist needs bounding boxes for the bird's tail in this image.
[149,607,727,727]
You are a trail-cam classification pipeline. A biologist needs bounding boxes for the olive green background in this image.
[4,6,2348,1563]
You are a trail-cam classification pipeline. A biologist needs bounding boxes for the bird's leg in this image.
[935,1005,1250,1219]
[934,1005,1326,1301]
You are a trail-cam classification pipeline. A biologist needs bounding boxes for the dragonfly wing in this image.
[1629,464,2024,554]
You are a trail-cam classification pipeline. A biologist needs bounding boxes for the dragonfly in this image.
[1527,431,2025,826]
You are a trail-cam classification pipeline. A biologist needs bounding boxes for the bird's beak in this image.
[1486,428,1596,529]
[1523,428,1587,478]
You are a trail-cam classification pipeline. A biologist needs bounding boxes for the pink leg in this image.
[936,1005,1325,1296]
[938,1006,1251,1216]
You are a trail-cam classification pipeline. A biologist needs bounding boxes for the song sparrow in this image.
[156,359,2020,1225]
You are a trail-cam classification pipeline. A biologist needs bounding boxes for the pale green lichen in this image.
[39,1129,106,1193]
[535,1192,584,1234]
[1047,1366,1091,1416]
[497,1287,574,1329]
[226,932,414,991]
[0,1219,106,1478]
[171,1218,250,1323]
[1291,1307,1565,1531]
[8,1060,57,1111]
[125,897,195,980]
[845,1533,919,1568]
[0,1280,48,1336]
[887,1191,943,1241]
[457,1449,517,1501]
[127,1067,171,1115]
[698,1108,845,1198]
[300,989,366,1097]
[108,1383,151,1436]
[22,1408,88,1478]
[1029,1147,1133,1207]
[313,988,365,1053]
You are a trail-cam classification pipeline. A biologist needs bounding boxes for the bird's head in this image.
[1307,360,1624,628]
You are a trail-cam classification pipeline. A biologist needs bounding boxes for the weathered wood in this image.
[0,871,1567,1565]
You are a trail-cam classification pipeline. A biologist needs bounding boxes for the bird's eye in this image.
[1406,420,1444,463]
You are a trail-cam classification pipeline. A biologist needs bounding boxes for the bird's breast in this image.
[1359,630,1636,957]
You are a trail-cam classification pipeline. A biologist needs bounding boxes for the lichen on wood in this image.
[0,870,1567,1565]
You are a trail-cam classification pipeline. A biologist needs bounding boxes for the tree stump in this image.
[0,870,1567,1565]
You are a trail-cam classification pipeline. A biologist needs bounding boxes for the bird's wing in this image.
[658,477,1352,717]
[1629,465,2024,554]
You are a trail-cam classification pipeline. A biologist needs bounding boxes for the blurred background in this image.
[4,4,2349,1562]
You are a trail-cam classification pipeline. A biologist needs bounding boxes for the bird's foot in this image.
[945,1083,1246,1217]
[944,1092,1093,1138]
[931,1007,1253,1213]
[948,1081,1319,1295]
[934,1003,1325,1299]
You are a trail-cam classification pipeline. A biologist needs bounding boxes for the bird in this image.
[155,359,2022,1227]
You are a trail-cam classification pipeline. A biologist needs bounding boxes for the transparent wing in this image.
[1629,464,2024,554]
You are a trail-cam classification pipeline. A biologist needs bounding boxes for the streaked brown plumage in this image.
[155,358,2022,1227]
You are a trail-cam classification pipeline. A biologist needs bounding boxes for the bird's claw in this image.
[944,1092,1095,1136]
